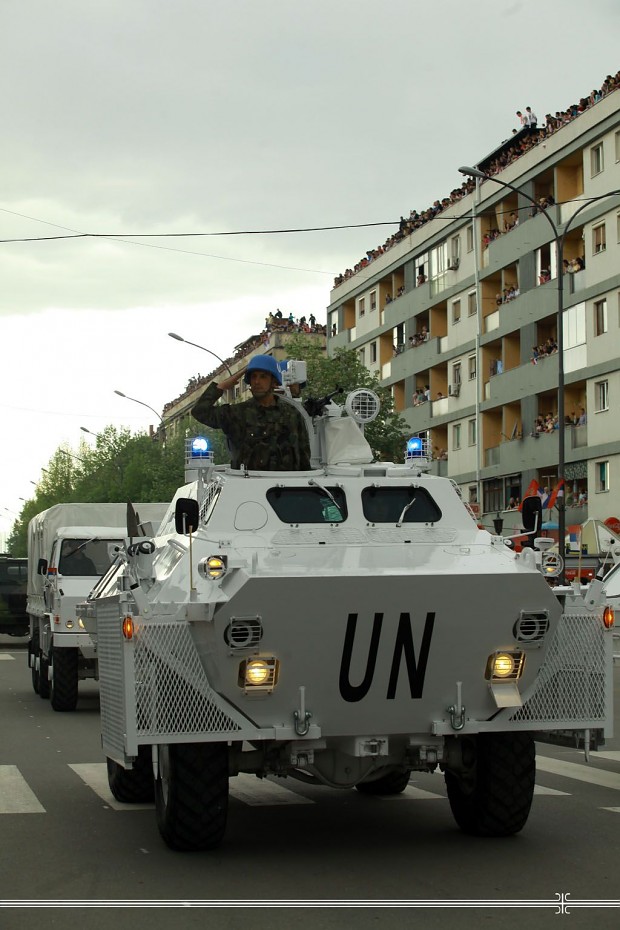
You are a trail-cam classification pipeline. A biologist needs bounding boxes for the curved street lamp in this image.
[168,332,233,377]
[459,166,620,581]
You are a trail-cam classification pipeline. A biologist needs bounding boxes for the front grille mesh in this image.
[510,613,607,724]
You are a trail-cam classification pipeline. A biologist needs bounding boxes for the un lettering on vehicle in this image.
[338,611,435,702]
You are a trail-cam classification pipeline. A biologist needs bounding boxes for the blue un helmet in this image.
[244,355,282,385]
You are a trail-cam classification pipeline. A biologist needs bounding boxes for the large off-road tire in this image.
[30,631,40,695]
[50,647,79,712]
[356,769,411,796]
[155,742,229,851]
[38,650,50,699]
[107,746,155,803]
[445,732,535,837]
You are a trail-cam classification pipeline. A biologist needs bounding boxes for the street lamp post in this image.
[114,390,166,447]
[168,332,233,377]
[459,166,620,582]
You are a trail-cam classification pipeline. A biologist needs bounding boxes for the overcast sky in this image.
[1,0,618,539]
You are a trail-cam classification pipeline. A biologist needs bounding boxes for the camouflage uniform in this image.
[192,382,312,471]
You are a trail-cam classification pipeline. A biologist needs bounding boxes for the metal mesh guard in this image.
[134,621,243,737]
[510,613,607,724]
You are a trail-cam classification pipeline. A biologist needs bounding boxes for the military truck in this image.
[83,383,615,850]
[27,502,166,711]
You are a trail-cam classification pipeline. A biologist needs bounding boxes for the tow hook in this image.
[447,681,466,731]
[293,685,312,736]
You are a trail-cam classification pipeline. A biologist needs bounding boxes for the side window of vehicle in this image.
[362,487,442,523]
[267,487,347,524]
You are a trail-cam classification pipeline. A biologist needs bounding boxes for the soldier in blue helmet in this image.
[192,355,311,471]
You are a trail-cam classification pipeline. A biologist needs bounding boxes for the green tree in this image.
[285,338,410,462]
[6,417,233,556]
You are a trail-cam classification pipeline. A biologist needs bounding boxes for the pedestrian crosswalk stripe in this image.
[534,785,570,796]
[68,763,154,811]
[230,773,314,805]
[601,807,620,813]
[593,751,620,763]
[0,765,45,814]
[0,654,15,661]
[536,755,620,790]
[382,785,444,800]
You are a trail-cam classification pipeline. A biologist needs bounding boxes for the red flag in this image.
[547,479,565,511]
[519,479,540,510]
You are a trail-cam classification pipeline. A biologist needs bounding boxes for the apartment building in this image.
[327,89,620,531]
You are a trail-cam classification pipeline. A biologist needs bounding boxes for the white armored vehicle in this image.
[84,373,615,850]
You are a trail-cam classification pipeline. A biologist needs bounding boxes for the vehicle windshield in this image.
[267,487,347,524]
[59,538,124,576]
[362,487,442,523]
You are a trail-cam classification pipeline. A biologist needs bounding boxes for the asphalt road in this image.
[1,635,620,927]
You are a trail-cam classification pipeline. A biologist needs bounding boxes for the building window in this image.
[595,380,609,412]
[564,302,586,348]
[450,235,460,268]
[468,291,477,316]
[596,460,609,493]
[453,423,461,451]
[468,419,477,446]
[452,300,461,324]
[358,347,365,365]
[591,142,604,176]
[466,225,474,253]
[452,362,462,384]
[358,297,366,317]
[594,298,608,335]
[370,291,377,312]
[370,341,377,364]
[468,355,477,380]
[593,223,606,254]
[483,478,503,513]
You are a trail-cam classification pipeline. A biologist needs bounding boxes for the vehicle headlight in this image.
[65,619,74,630]
[199,555,228,580]
[238,657,279,692]
[485,651,525,681]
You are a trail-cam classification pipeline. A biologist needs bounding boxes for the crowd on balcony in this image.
[332,71,620,291]
[412,385,431,406]
[531,338,558,363]
[533,405,586,434]
[496,285,520,305]
[535,413,559,433]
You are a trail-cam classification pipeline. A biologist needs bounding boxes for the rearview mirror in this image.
[175,498,200,535]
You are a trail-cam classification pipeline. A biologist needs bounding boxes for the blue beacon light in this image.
[191,436,210,458]
[407,437,424,458]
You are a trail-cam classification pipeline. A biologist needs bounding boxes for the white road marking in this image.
[592,751,620,762]
[536,755,620,790]
[601,807,620,813]
[68,763,154,811]
[0,765,45,814]
[383,785,444,800]
[230,773,314,805]
[0,654,15,661]
[533,785,570,796]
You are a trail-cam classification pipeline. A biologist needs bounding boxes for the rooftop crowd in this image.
[333,71,620,290]
[162,312,327,415]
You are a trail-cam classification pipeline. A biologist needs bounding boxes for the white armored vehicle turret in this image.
[84,377,615,850]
